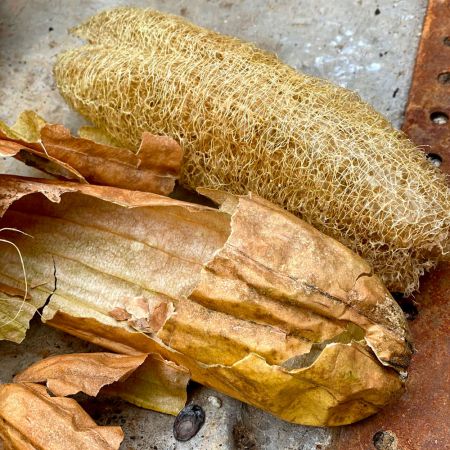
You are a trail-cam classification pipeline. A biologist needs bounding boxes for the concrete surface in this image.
[0,1,426,449]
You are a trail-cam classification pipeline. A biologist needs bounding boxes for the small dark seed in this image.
[173,404,205,442]
[373,430,398,450]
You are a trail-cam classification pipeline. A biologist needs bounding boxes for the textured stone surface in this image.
[0,1,425,448]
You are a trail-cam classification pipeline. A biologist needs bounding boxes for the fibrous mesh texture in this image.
[54,7,450,295]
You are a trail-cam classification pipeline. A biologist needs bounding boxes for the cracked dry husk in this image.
[54,7,450,295]
[0,175,412,426]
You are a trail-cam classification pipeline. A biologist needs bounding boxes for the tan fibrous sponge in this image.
[54,7,450,295]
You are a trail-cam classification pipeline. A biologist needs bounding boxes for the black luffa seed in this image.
[173,404,205,442]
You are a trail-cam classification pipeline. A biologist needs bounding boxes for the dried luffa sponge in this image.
[53,7,450,295]
[0,175,411,426]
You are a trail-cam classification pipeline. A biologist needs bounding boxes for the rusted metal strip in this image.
[403,0,450,172]
[334,1,450,449]
[334,263,449,450]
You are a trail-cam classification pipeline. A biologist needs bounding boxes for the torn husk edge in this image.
[0,175,412,426]
[0,110,183,195]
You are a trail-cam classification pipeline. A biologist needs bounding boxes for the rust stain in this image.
[334,2,450,448]
[402,0,450,172]
[334,263,450,450]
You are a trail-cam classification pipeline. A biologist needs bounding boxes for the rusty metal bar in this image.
[334,1,450,448]
[403,0,450,172]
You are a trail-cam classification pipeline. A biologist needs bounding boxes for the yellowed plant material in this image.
[0,382,123,449]
[0,283,30,300]
[102,353,189,414]
[0,111,183,194]
[14,352,189,415]
[14,352,147,396]
[0,234,48,344]
[0,175,411,426]
[54,7,450,295]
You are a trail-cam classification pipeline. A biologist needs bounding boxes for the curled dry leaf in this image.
[0,383,123,450]
[103,353,190,414]
[14,352,189,415]
[0,175,412,426]
[0,111,183,194]
[14,352,147,397]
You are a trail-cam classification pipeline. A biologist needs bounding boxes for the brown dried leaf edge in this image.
[0,383,123,450]
[0,351,188,449]
[0,175,412,426]
[14,352,148,397]
[0,111,183,194]
[14,352,189,415]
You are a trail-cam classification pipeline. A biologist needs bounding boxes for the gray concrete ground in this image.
[0,1,426,449]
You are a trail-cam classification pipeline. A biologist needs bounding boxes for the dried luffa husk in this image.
[54,7,450,295]
[0,175,411,426]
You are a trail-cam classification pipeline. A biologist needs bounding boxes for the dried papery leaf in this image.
[0,138,86,181]
[0,111,183,194]
[78,126,124,148]
[0,175,202,343]
[109,307,131,321]
[110,296,174,334]
[0,282,30,300]
[14,352,147,397]
[13,352,189,415]
[0,110,46,142]
[0,175,411,426]
[0,383,123,450]
[38,125,182,194]
[0,288,45,344]
[0,226,51,344]
[0,111,83,181]
[103,353,189,415]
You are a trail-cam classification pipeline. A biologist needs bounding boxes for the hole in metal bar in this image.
[430,111,448,124]
[426,153,443,167]
[437,72,450,84]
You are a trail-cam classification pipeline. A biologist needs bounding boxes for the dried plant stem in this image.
[0,228,36,328]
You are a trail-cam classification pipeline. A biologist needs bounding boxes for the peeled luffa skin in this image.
[0,176,412,426]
